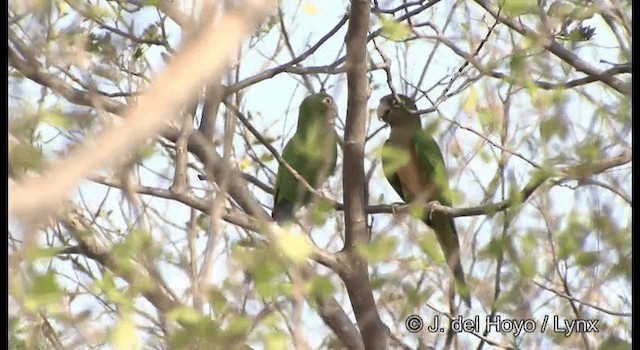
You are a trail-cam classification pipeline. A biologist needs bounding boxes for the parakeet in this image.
[272,92,339,225]
[377,94,471,307]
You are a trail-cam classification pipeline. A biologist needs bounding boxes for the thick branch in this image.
[342,1,389,349]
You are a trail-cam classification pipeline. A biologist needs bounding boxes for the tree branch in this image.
[533,280,632,317]
[9,1,280,221]
[473,0,630,95]
[416,35,631,98]
[341,1,389,349]
[367,150,631,218]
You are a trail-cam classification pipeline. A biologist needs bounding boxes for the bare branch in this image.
[9,1,279,221]
[169,106,196,193]
[228,14,349,94]
[533,280,632,317]
[473,0,630,95]
[60,206,183,314]
[366,151,631,217]
[416,35,631,98]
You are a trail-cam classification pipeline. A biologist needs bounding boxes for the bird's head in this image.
[377,94,420,127]
[299,92,338,126]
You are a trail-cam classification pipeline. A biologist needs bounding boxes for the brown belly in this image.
[397,153,436,203]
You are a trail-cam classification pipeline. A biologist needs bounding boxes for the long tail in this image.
[427,214,471,307]
[272,200,295,225]
[451,256,471,308]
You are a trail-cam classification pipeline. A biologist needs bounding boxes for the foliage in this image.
[8,0,631,348]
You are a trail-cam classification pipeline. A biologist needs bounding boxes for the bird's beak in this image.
[377,101,390,123]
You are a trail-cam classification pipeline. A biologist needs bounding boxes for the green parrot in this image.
[377,94,471,307]
[272,92,339,225]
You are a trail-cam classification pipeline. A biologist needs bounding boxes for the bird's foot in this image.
[426,200,442,221]
[391,202,405,214]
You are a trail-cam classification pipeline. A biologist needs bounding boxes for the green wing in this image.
[413,130,470,306]
[413,130,454,207]
[381,140,408,202]
[272,130,338,224]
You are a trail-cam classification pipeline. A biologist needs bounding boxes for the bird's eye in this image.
[322,97,333,105]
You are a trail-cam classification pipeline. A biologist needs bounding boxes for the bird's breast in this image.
[397,152,437,202]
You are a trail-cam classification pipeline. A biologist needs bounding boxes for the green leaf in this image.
[167,306,204,326]
[423,120,440,138]
[570,6,596,21]
[478,107,499,131]
[356,235,398,263]
[302,1,320,15]
[547,1,574,18]
[276,230,313,264]
[310,198,335,226]
[196,213,209,233]
[133,144,157,164]
[133,47,145,60]
[9,142,44,175]
[42,110,73,129]
[539,116,568,143]
[576,137,603,162]
[207,288,229,314]
[521,230,538,252]
[380,145,411,178]
[503,0,538,17]
[611,257,631,278]
[25,270,63,311]
[306,276,335,299]
[369,276,388,290]
[509,52,528,77]
[265,331,289,350]
[507,183,525,207]
[9,113,40,139]
[484,236,510,259]
[141,0,161,6]
[260,152,275,163]
[448,188,465,206]
[25,246,64,261]
[575,251,599,267]
[556,25,596,42]
[379,15,411,41]
[597,335,632,350]
[9,316,28,350]
[92,272,133,311]
[223,316,252,339]
[518,255,537,279]
[463,88,479,114]
[167,307,220,347]
[110,317,140,350]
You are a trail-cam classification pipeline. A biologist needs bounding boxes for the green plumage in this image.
[272,92,339,225]
[377,94,471,307]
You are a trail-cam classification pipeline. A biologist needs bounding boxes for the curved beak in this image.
[377,100,390,123]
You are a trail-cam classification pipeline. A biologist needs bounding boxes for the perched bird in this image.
[377,94,471,307]
[272,92,339,225]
